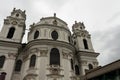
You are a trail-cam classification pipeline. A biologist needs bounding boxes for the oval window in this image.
[51,30,58,40]
[34,30,39,39]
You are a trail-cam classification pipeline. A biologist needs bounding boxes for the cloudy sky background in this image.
[0,0,120,66]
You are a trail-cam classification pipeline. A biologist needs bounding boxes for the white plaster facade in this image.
[0,9,99,80]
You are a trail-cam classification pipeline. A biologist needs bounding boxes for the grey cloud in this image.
[107,12,120,23]
[92,25,120,66]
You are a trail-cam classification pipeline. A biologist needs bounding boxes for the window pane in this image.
[50,48,60,65]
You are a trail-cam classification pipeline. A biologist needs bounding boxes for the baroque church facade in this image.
[0,8,99,80]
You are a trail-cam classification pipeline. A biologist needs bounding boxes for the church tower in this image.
[0,8,26,43]
[72,21,99,75]
[0,8,26,80]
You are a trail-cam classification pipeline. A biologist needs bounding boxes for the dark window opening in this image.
[71,59,74,70]
[0,56,5,68]
[74,41,76,45]
[34,30,39,39]
[51,30,58,40]
[88,64,93,70]
[15,60,22,72]
[50,48,60,65]
[83,39,89,49]
[29,55,36,67]
[7,27,15,39]
[16,14,19,17]
[75,65,80,75]
[0,72,7,80]
[68,36,71,42]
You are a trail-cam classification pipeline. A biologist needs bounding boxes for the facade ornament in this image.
[18,22,25,27]
[62,52,68,59]
[80,60,87,65]
[13,8,16,11]
[11,20,18,25]
[40,50,48,57]
[4,19,10,25]
[53,19,57,26]
[23,10,26,13]
[54,13,56,17]
[8,53,17,59]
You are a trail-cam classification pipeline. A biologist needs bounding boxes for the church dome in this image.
[35,14,69,30]
[28,14,72,43]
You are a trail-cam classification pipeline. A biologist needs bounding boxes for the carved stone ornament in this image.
[30,48,38,53]
[53,19,57,26]
[49,65,61,75]
[11,21,18,25]
[40,50,48,57]
[81,60,87,65]
[70,76,77,80]
[4,19,10,25]
[62,52,68,59]
[93,62,98,65]
[18,22,25,27]
[8,53,16,59]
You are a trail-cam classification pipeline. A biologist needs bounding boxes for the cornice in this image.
[77,51,100,57]
[24,39,76,53]
[31,24,71,34]
[0,40,22,48]
[41,17,68,25]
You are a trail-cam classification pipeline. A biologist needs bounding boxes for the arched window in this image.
[29,55,36,67]
[7,27,15,39]
[88,64,93,70]
[50,48,60,65]
[15,60,22,71]
[0,56,5,68]
[75,65,80,75]
[51,30,58,40]
[71,59,74,70]
[34,30,39,39]
[83,39,88,49]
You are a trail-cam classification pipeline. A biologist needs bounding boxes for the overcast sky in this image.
[0,0,120,66]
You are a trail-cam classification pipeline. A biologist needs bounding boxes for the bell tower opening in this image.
[83,39,89,49]
[7,27,15,39]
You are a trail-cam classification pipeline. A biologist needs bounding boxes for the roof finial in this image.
[23,10,26,13]
[54,13,56,17]
[13,8,16,11]
[75,21,77,24]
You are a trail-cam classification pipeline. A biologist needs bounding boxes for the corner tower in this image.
[72,21,99,75]
[0,8,26,43]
